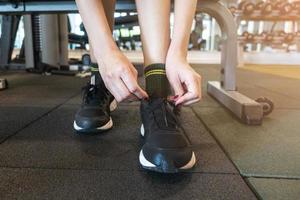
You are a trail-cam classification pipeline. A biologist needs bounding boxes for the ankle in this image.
[144,63,170,99]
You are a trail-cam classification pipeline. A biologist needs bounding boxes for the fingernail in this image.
[170,95,179,100]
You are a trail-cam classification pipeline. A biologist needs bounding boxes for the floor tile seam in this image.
[0,92,81,144]
[243,178,263,200]
[243,174,300,181]
[0,166,240,176]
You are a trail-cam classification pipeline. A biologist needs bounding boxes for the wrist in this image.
[167,43,188,61]
[94,43,119,63]
[166,49,188,64]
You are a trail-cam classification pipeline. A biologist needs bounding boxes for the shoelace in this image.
[81,84,108,106]
[151,99,192,144]
[152,99,180,130]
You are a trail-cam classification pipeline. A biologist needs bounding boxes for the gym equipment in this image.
[255,1,265,10]
[68,21,89,50]
[238,1,256,15]
[231,0,300,21]
[256,97,274,116]
[0,15,22,69]
[199,0,272,125]
[262,3,273,15]
[0,0,137,13]
[81,54,91,66]
[229,6,237,14]
[284,33,295,44]
[265,33,274,43]
[292,1,300,13]
[114,14,140,50]
[0,78,8,90]
[280,3,293,14]
[239,30,300,46]
[242,31,255,41]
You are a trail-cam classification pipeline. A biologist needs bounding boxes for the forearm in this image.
[168,0,197,58]
[75,0,118,60]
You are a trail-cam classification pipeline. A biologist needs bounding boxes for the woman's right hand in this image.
[97,49,148,102]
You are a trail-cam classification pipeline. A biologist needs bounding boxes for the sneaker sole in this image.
[109,99,118,112]
[73,100,117,133]
[139,124,196,173]
[74,117,113,133]
[139,149,196,173]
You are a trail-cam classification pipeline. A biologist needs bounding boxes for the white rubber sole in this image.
[73,100,117,132]
[139,150,196,170]
[109,99,117,112]
[73,117,113,131]
[139,124,196,171]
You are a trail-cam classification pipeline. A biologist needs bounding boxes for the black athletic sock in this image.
[144,63,170,99]
[90,63,101,86]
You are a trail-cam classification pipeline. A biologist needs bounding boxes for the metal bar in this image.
[58,14,69,68]
[25,1,78,13]
[197,0,237,91]
[0,2,24,13]
[198,0,265,125]
[40,14,60,68]
[207,81,263,125]
[24,14,34,69]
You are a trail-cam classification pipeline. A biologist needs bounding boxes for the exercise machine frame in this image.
[199,0,266,125]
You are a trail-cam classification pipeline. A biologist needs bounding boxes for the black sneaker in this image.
[139,98,196,173]
[73,82,117,134]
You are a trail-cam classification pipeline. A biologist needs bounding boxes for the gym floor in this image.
[0,64,299,199]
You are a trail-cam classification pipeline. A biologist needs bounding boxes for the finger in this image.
[182,98,201,106]
[175,92,199,106]
[175,83,201,106]
[111,79,132,102]
[169,95,179,101]
[185,75,202,96]
[168,75,185,96]
[129,65,138,77]
[121,72,148,99]
[101,76,123,102]
[107,86,122,103]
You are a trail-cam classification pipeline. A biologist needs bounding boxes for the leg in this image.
[135,0,170,66]
[136,0,171,98]
[74,0,117,133]
[136,0,196,173]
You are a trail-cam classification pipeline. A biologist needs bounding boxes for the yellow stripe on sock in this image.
[145,69,166,77]
[145,70,166,77]
[91,67,99,72]
[145,72,166,78]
